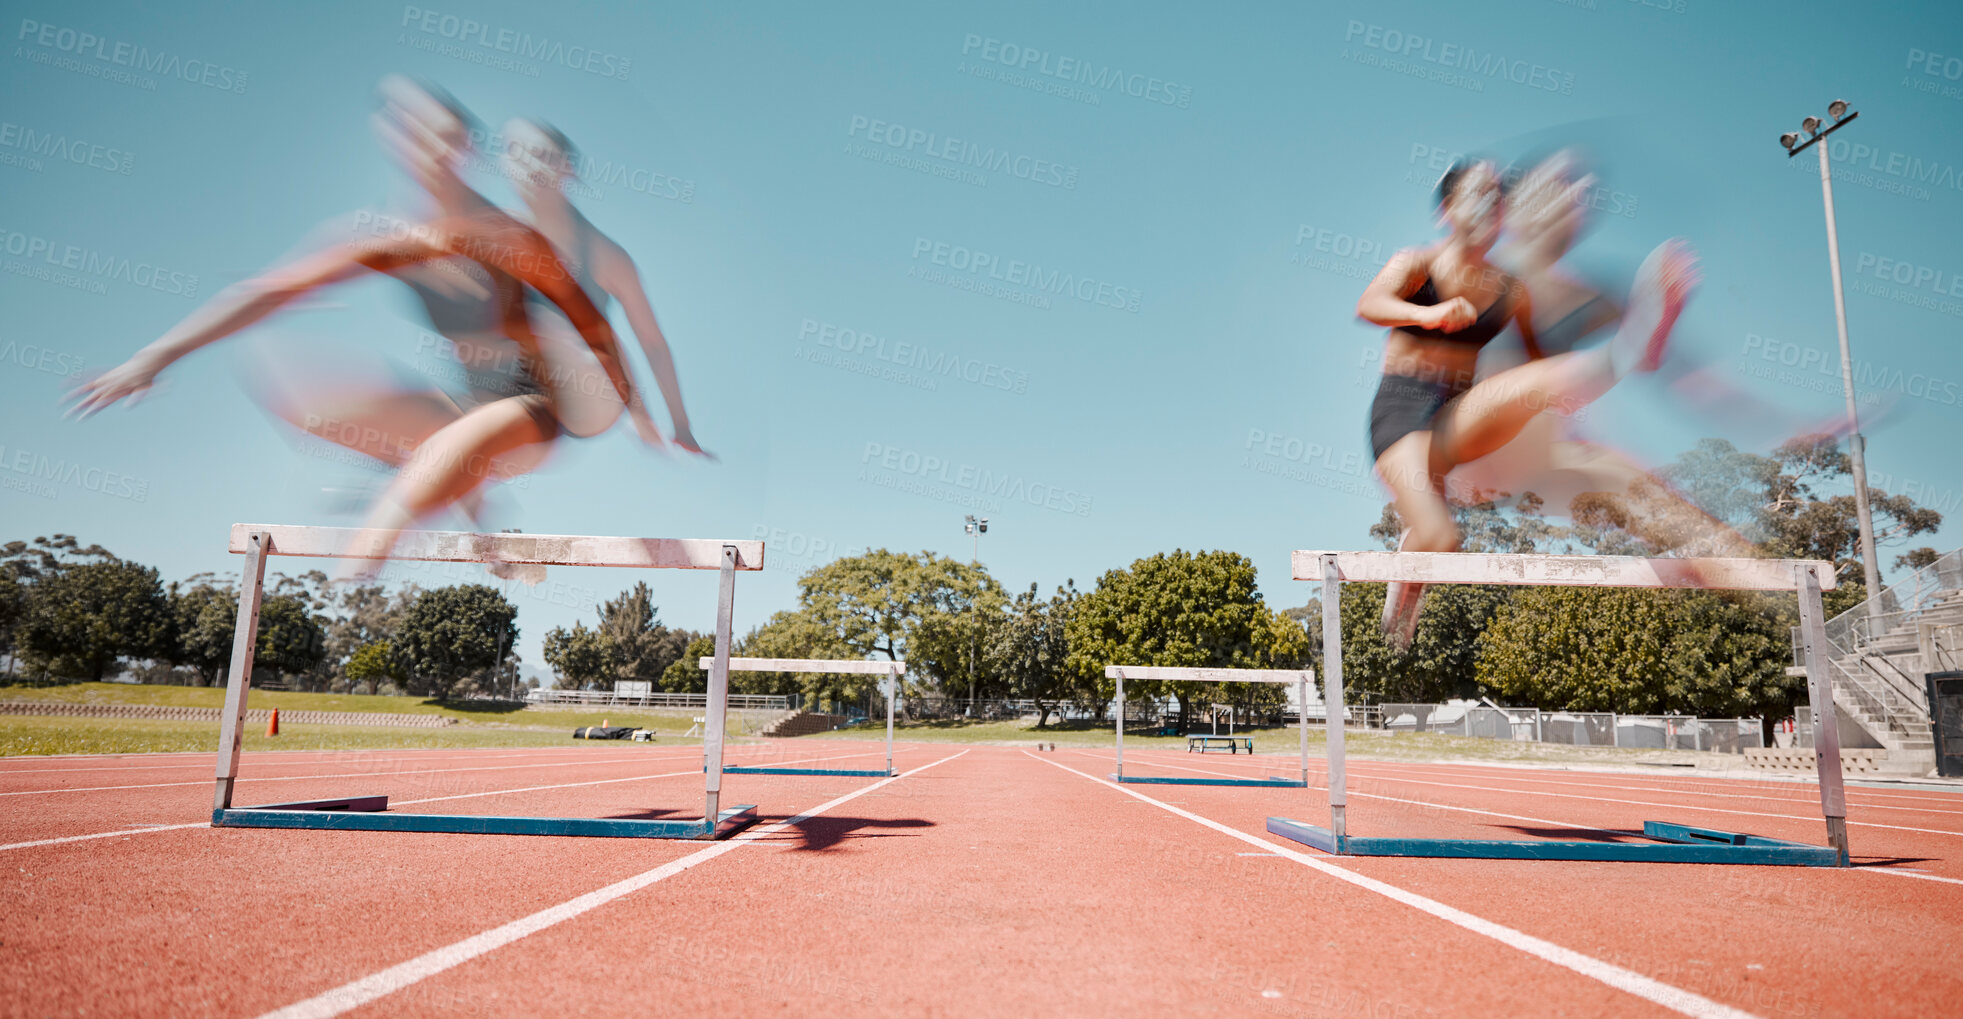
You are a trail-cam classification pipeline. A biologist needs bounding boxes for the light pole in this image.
[1780,99,1883,625]
[963,515,989,715]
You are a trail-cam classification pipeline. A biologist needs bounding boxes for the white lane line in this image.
[257,749,971,1019]
[1346,774,1963,839]
[1357,761,1963,817]
[0,822,213,851]
[1031,753,1760,1019]
[0,752,713,797]
[0,748,896,852]
[1864,869,1963,886]
[1077,749,1963,887]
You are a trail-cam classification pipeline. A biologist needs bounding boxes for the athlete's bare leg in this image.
[345,398,556,575]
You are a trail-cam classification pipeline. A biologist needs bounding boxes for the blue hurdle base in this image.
[723,766,896,777]
[1265,817,1847,867]
[213,796,759,840]
[1114,774,1307,788]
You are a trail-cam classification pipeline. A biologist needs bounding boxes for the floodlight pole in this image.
[1785,110,1883,623]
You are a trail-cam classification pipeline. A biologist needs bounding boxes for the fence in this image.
[1378,702,1764,753]
[526,689,791,711]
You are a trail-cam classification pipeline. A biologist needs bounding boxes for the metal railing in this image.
[1378,702,1764,754]
[526,689,791,711]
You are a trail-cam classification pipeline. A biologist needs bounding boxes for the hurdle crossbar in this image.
[1267,550,1850,867]
[698,657,905,776]
[1105,666,1316,788]
[210,524,764,841]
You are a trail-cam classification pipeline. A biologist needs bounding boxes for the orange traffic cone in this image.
[266,709,280,737]
[601,718,609,727]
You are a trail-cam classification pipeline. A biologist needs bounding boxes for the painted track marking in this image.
[1032,753,1760,1019]
[1075,749,1963,885]
[0,747,895,852]
[256,749,969,1019]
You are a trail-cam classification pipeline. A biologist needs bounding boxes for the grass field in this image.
[2,683,1744,768]
[0,682,775,756]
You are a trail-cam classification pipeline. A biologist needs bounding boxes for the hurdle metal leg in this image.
[1321,554,1347,841]
[1298,676,1310,788]
[884,665,898,776]
[213,531,269,812]
[1113,669,1125,781]
[1796,563,1851,864]
[704,544,737,825]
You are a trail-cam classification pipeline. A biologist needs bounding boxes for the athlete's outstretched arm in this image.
[591,238,705,455]
[68,236,444,417]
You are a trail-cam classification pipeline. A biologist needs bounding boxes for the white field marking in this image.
[1864,869,1963,886]
[1031,753,1762,1019]
[0,751,727,797]
[0,747,895,852]
[388,746,893,806]
[1343,774,1963,839]
[257,750,972,1019]
[1066,750,1635,838]
[1360,762,1963,817]
[1079,745,1963,820]
[1076,750,1963,886]
[0,749,705,777]
[0,822,213,851]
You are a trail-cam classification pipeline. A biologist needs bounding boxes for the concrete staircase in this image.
[760,711,849,738]
[1798,551,1962,774]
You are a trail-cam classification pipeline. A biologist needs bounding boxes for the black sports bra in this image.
[1398,277,1515,348]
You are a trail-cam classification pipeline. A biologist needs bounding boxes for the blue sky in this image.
[4,0,1960,674]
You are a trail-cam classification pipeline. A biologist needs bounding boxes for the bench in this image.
[1187,735,1253,754]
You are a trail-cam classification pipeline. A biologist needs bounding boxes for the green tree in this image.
[321,582,421,693]
[1476,587,1798,718]
[734,609,858,709]
[16,557,171,681]
[798,550,1003,670]
[595,582,694,689]
[542,621,613,691]
[343,640,403,694]
[1065,550,1305,733]
[169,576,237,686]
[255,594,328,684]
[991,581,1080,728]
[660,634,718,693]
[394,585,518,700]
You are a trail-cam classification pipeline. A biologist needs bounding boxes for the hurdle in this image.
[1108,666,1315,788]
[1265,551,1852,867]
[209,524,764,840]
[699,656,904,776]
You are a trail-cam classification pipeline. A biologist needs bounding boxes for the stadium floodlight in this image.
[1771,99,1882,621]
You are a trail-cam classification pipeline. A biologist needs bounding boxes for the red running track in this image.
[2,741,1958,1017]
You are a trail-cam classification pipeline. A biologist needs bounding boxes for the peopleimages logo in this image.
[908,237,1141,313]
[846,115,1079,190]
[860,442,1094,517]
[0,122,133,175]
[1343,21,1575,95]
[0,445,149,502]
[15,18,249,93]
[398,6,631,80]
[959,34,1192,108]
[0,227,199,297]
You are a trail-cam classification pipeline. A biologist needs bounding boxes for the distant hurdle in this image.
[1265,550,1852,867]
[209,524,764,840]
[1107,666,1316,788]
[700,656,905,776]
